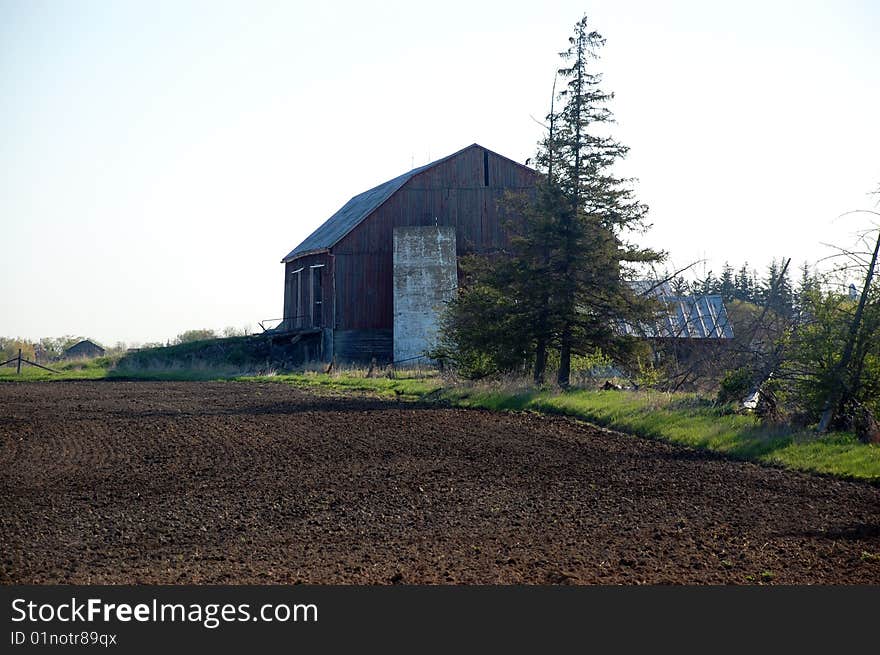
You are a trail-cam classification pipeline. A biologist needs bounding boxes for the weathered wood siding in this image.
[332,252,391,330]
[333,329,393,363]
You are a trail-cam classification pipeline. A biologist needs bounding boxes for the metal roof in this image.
[621,282,734,339]
[281,145,481,263]
[653,295,734,339]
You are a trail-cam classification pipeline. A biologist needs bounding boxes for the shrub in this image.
[718,367,753,405]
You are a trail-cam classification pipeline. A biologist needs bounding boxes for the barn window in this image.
[310,264,325,327]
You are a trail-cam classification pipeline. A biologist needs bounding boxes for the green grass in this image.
[0,361,442,394]
[235,371,444,400]
[765,433,880,480]
[0,356,255,383]
[0,363,109,381]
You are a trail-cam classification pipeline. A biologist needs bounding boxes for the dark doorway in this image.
[311,267,323,327]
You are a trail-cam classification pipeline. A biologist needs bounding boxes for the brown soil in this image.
[1,381,879,584]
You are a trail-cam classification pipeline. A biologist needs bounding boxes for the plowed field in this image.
[1,381,878,584]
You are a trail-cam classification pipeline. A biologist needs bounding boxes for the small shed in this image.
[64,339,105,359]
[621,282,735,380]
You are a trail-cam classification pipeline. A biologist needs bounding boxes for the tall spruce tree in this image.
[795,261,817,314]
[436,15,662,385]
[693,270,718,296]
[759,258,794,318]
[719,262,736,301]
[548,15,662,387]
[734,263,755,302]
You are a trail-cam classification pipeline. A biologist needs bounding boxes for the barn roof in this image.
[651,295,734,339]
[64,339,105,354]
[621,282,734,339]
[281,144,530,263]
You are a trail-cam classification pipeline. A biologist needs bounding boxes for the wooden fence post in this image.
[17,348,22,375]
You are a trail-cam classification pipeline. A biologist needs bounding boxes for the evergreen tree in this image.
[734,263,754,302]
[719,262,735,301]
[548,14,663,387]
[758,258,793,317]
[436,14,663,386]
[669,275,690,296]
[777,260,794,317]
[795,261,818,314]
[757,259,780,307]
[693,270,718,296]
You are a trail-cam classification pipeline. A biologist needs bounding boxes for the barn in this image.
[63,339,105,359]
[279,144,537,364]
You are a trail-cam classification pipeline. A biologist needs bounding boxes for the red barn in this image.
[279,144,537,363]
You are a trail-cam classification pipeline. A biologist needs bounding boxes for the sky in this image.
[1,0,878,345]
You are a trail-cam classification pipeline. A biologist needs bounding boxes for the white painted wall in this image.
[393,226,457,364]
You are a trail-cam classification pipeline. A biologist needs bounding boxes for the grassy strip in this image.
[0,365,443,394]
[0,358,113,381]
[0,360,236,382]
[234,372,444,400]
[2,358,258,383]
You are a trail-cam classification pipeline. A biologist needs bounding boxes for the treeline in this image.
[0,336,105,363]
[668,259,822,318]
[713,256,880,440]
[174,326,252,344]
[1,325,254,364]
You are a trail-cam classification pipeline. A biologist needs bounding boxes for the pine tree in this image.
[795,261,817,314]
[669,275,690,296]
[436,14,662,385]
[719,262,735,301]
[734,263,754,302]
[758,260,780,307]
[693,271,718,296]
[759,258,794,318]
[778,261,794,318]
[549,14,663,387]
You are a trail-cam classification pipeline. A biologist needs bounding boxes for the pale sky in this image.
[2,0,878,345]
